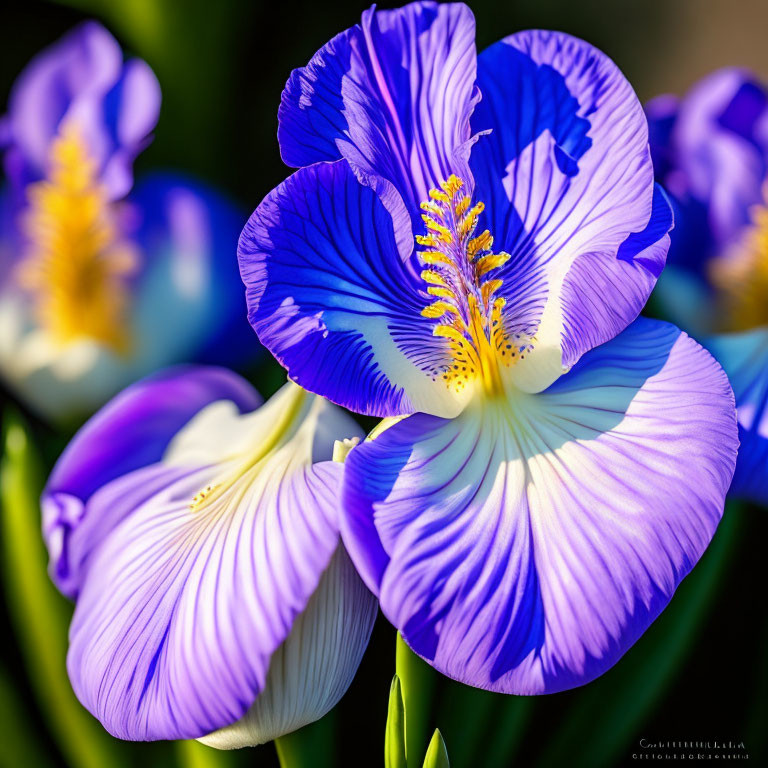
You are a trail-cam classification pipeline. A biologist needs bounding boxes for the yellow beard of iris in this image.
[708,184,768,332]
[16,123,138,353]
[417,175,521,398]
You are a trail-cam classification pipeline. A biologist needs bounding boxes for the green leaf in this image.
[385,675,407,768]
[0,662,54,768]
[438,680,533,768]
[422,729,450,768]
[538,504,742,768]
[0,410,127,768]
[481,695,533,768]
[396,632,438,764]
[274,709,337,768]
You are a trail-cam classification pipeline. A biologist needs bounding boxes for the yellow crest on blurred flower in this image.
[17,123,139,352]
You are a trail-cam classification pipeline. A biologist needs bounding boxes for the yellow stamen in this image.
[429,189,450,204]
[427,286,456,299]
[440,175,464,197]
[18,124,138,352]
[454,196,471,217]
[421,269,448,286]
[420,201,444,217]
[708,188,768,331]
[418,250,454,267]
[416,175,525,396]
[422,215,454,244]
[481,279,504,307]
[421,301,460,319]
[468,230,493,259]
[458,202,485,237]
[475,252,511,277]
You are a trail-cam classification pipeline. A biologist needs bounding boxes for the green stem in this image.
[274,710,337,768]
[175,740,238,768]
[396,632,438,764]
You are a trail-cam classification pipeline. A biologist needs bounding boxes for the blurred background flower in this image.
[647,70,768,505]
[0,21,257,423]
[1,1,768,767]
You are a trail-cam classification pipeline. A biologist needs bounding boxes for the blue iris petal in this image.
[470,41,592,248]
[617,184,674,277]
[238,159,457,417]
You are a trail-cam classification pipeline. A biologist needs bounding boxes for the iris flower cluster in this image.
[19,0,748,750]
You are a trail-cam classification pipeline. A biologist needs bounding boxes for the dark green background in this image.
[1,1,766,766]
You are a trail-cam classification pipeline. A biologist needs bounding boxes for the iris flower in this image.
[648,70,768,504]
[42,366,376,743]
[239,1,738,694]
[0,22,255,421]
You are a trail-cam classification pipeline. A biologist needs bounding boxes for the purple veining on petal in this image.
[341,318,737,694]
[470,31,670,382]
[238,159,466,418]
[278,1,478,232]
[43,366,262,598]
[65,390,369,741]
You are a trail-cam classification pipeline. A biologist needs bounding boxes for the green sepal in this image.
[422,729,450,768]
[385,675,407,768]
[396,632,438,763]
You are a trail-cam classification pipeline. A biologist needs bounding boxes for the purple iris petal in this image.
[200,546,377,747]
[42,366,261,598]
[279,1,478,229]
[562,182,672,365]
[707,329,768,504]
[239,159,462,418]
[341,318,737,694]
[2,20,160,199]
[470,31,670,386]
[67,460,345,740]
[62,381,372,741]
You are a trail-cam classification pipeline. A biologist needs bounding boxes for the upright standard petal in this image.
[707,329,768,504]
[66,382,373,741]
[42,365,262,598]
[342,318,737,694]
[470,31,671,392]
[239,159,467,418]
[278,1,478,227]
[2,21,160,199]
